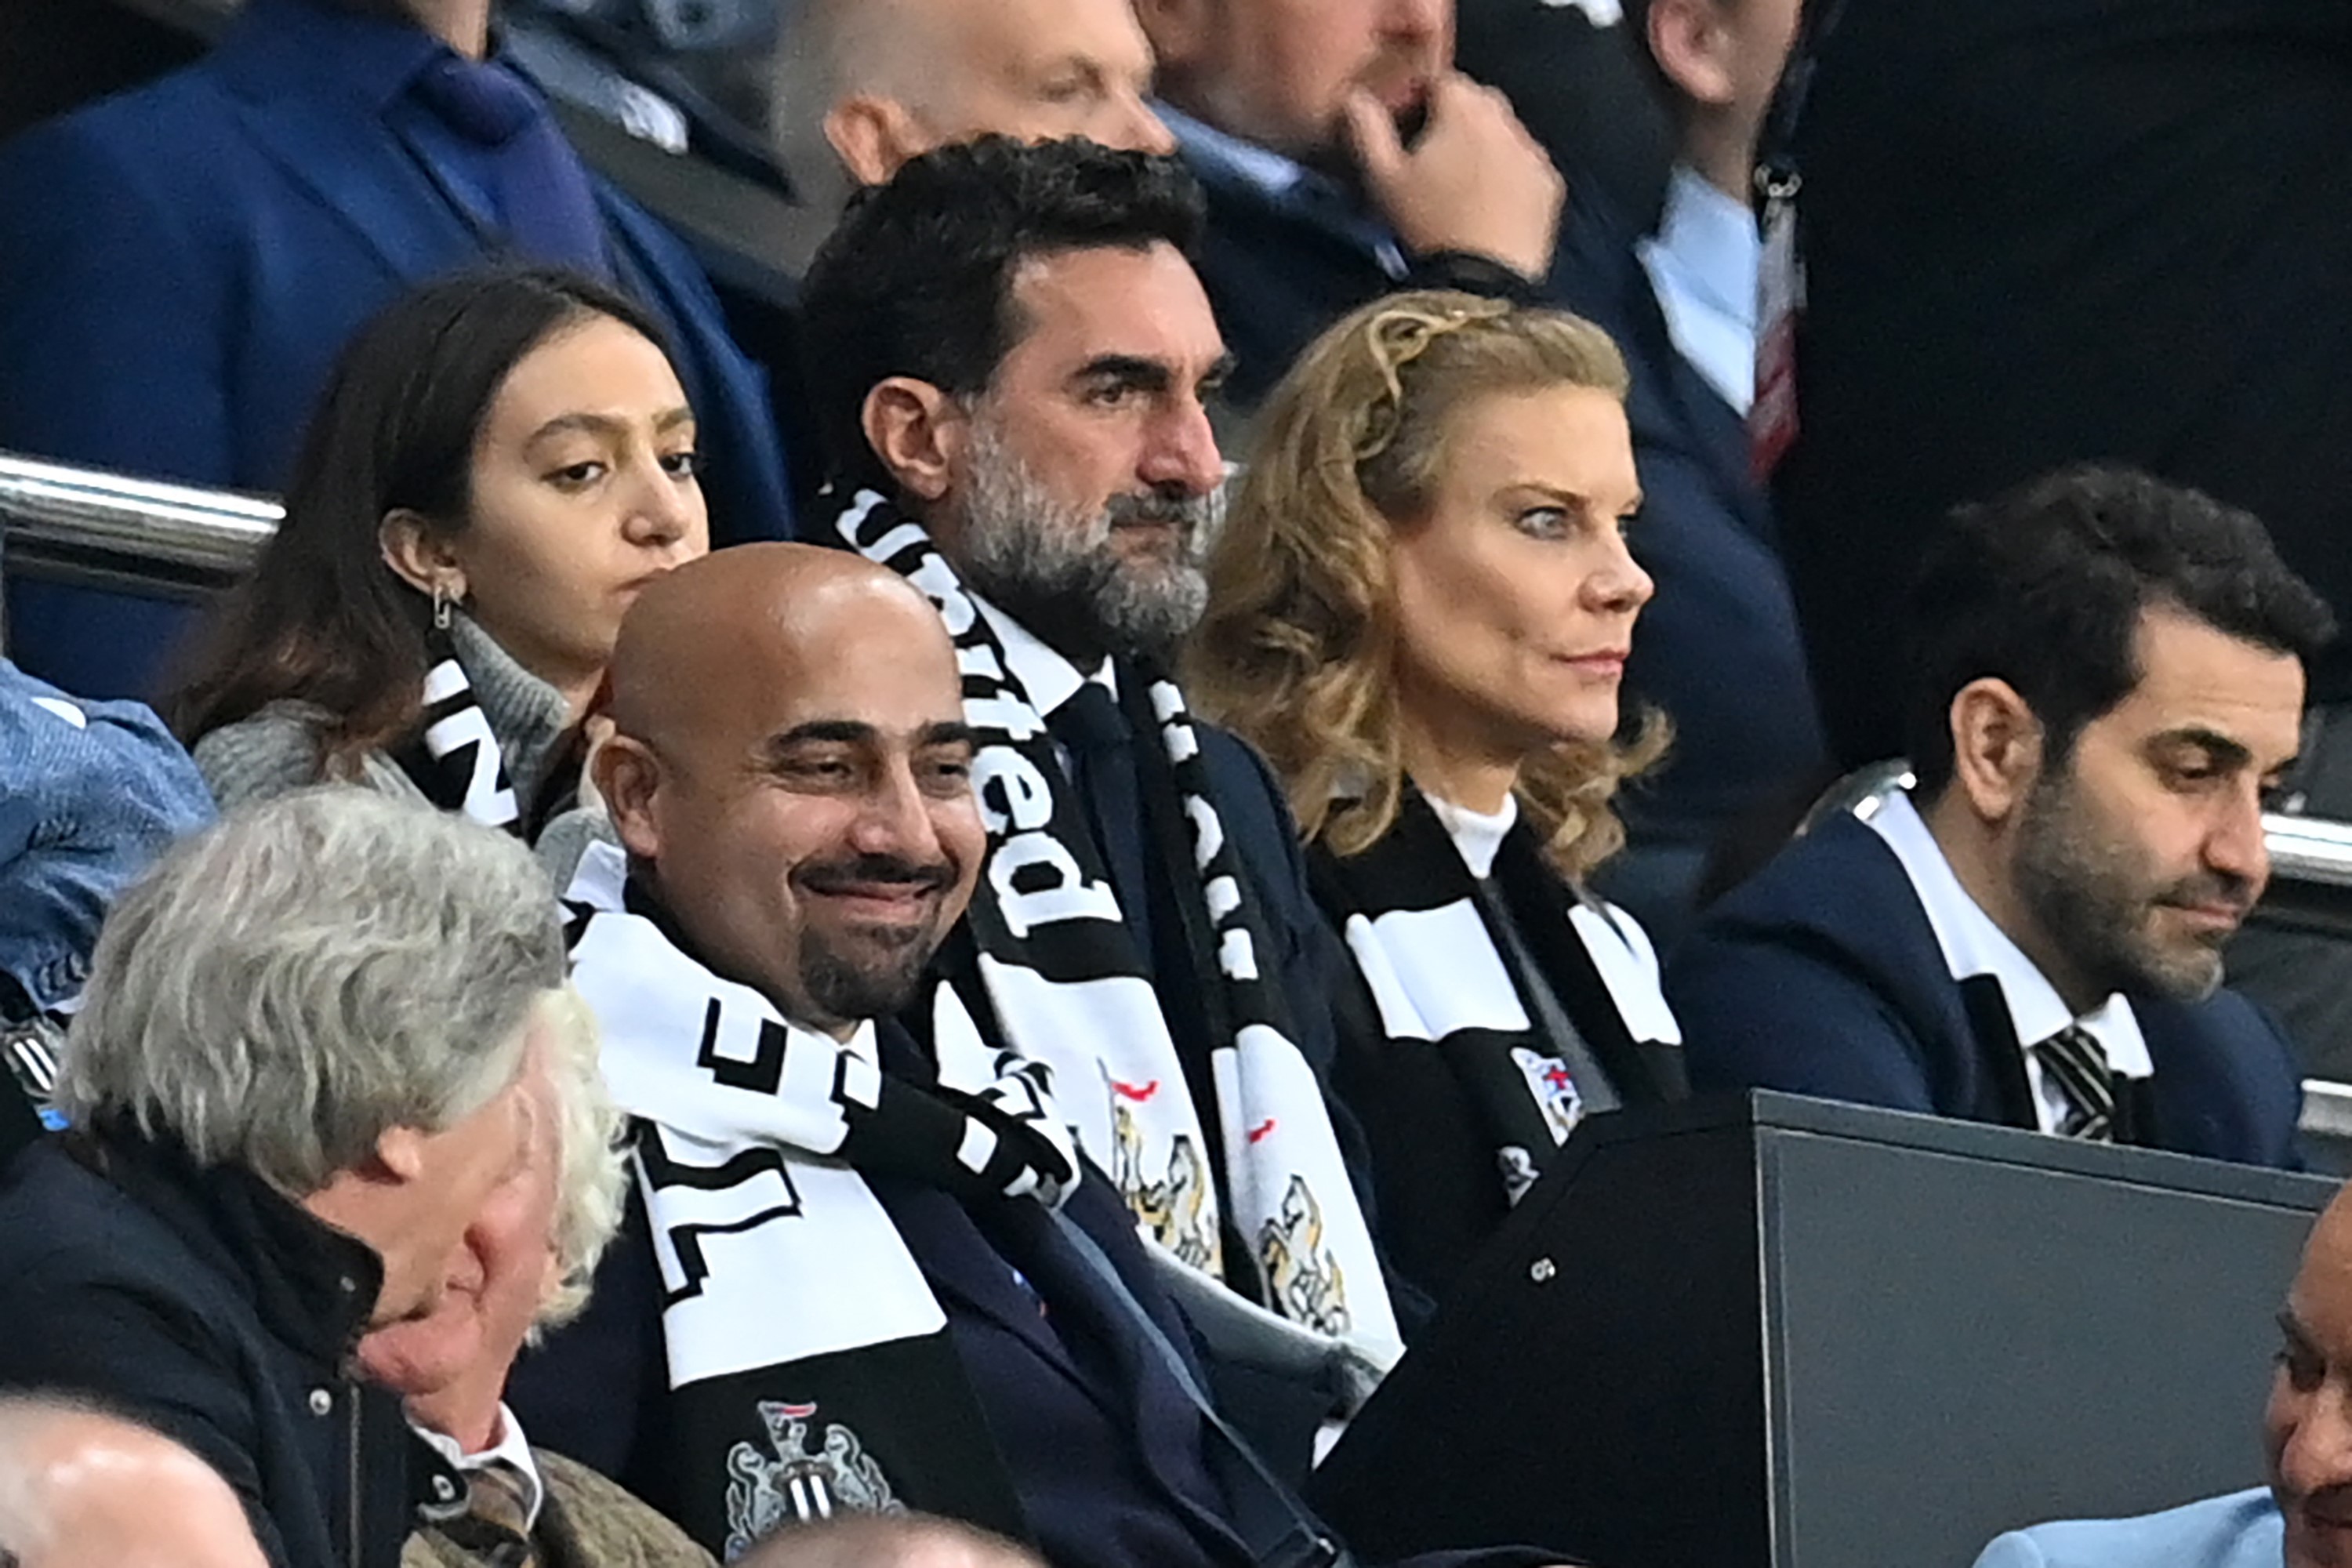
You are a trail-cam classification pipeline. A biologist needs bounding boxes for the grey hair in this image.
[533,986,626,1332]
[53,789,566,1197]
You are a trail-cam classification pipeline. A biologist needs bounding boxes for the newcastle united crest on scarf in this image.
[726,1399,903,1557]
[833,489,1401,1352]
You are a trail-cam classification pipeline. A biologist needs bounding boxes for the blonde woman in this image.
[1192,290,1687,1300]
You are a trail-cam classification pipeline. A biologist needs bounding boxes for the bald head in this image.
[784,0,1173,189]
[734,1512,1045,1568]
[0,1399,266,1568]
[597,543,985,1035]
[607,543,938,757]
[2268,1185,2352,1568]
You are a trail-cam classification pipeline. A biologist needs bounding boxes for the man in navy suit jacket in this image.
[0,0,791,694]
[1668,466,2332,1168]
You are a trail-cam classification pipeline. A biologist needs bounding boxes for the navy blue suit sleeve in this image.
[1667,926,1941,1114]
[0,113,236,485]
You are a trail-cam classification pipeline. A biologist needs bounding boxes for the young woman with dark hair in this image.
[172,265,708,860]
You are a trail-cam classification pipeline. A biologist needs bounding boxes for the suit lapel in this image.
[880,1182,1095,1403]
[1958,973,2040,1131]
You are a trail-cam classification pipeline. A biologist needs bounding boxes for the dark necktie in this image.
[440,1460,539,1568]
[2034,1024,2116,1142]
[1047,682,1153,953]
[409,56,612,278]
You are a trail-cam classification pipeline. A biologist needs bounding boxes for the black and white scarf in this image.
[563,841,1073,1559]
[1312,789,1683,1205]
[388,625,584,838]
[834,490,1399,1352]
[390,633,524,831]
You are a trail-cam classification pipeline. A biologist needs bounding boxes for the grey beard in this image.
[955,424,1219,661]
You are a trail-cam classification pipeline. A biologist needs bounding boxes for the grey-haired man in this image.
[0,789,561,1568]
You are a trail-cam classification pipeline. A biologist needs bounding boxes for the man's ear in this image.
[597,735,667,861]
[824,96,932,187]
[1129,0,1214,72]
[379,509,466,602]
[1947,677,2046,826]
[861,377,964,506]
[374,1125,430,1185]
[1646,0,1737,109]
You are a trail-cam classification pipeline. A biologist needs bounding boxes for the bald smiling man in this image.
[516,545,1579,1568]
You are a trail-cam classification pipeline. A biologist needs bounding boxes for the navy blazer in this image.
[0,0,791,691]
[1665,813,2304,1167]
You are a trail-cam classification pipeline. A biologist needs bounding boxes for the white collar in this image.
[1424,791,1519,880]
[1867,793,2154,1078]
[971,593,1117,720]
[412,1402,545,1531]
[1650,162,1762,329]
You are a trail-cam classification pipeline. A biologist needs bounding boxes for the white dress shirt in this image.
[413,1401,545,1531]
[973,594,1115,723]
[1867,792,2153,1132]
[1637,162,1763,414]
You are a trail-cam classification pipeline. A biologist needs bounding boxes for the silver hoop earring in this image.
[431,583,453,632]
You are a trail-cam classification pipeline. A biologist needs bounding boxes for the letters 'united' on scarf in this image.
[832,488,1400,1354]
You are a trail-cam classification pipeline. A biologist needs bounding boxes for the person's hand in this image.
[1343,72,1564,281]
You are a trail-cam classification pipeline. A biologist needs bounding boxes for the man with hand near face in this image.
[1130,0,1566,408]
[1668,466,2328,1166]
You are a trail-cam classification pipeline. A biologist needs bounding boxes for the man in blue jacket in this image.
[1668,466,2330,1168]
[0,0,792,694]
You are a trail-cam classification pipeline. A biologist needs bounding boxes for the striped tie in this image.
[2034,1025,2115,1142]
[442,1461,538,1568]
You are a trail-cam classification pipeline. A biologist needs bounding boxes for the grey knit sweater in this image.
[191,615,610,885]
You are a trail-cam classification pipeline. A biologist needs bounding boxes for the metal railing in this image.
[0,452,278,575]
[0,452,279,647]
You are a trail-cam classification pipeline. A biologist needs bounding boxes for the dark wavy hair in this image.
[169,266,674,771]
[797,135,1207,493]
[1904,464,2336,796]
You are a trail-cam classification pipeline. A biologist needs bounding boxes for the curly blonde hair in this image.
[1188,290,1667,881]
